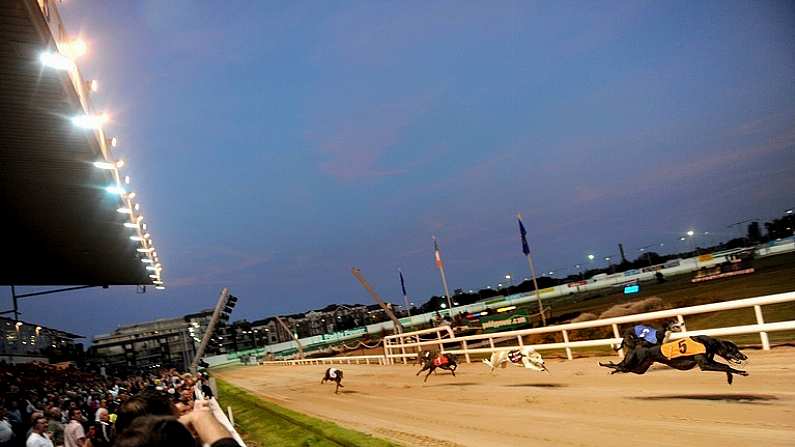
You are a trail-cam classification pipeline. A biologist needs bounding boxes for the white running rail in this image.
[383,291,795,363]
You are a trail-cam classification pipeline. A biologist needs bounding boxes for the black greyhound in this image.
[600,335,748,384]
[615,320,682,353]
[321,367,344,393]
[417,353,458,382]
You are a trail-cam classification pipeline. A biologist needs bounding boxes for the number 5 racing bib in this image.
[661,338,707,359]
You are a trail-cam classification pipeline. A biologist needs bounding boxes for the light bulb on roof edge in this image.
[106,185,126,195]
[141,258,153,264]
[137,248,153,253]
[116,207,132,214]
[71,113,108,129]
[40,51,74,70]
[155,286,165,290]
[93,161,115,170]
[123,222,138,228]
[124,176,130,184]
[130,236,143,241]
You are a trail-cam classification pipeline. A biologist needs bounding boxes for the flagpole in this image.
[433,236,453,314]
[518,214,547,326]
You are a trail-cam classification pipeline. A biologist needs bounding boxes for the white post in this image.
[562,330,573,360]
[754,305,771,350]
[462,340,471,363]
[516,335,524,348]
[227,406,234,426]
[489,338,495,350]
[399,334,407,365]
[676,314,687,332]
[437,329,444,354]
[612,324,624,359]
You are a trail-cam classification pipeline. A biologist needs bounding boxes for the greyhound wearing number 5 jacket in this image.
[600,335,749,384]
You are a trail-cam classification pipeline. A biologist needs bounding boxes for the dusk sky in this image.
[5,1,794,342]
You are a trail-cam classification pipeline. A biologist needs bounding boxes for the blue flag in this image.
[518,218,530,256]
[399,271,407,296]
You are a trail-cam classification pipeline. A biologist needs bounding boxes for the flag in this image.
[399,270,407,296]
[433,237,444,268]
[518,217,530,256]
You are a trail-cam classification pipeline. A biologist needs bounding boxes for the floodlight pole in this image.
[275,316,304,359]
[1,285,104,320]
[351,268,404,334]
[191,288,229,374]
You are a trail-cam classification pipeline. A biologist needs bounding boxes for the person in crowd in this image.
[26,416,53,447]
[46,408,64,447]
[63,409,85,447]
[90,410,111,447]
[0,407,15,447]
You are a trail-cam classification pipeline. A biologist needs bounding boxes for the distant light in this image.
[115,159,125,168]
[134,203,140,211]
[142,223,147,231]
[39,51,74,70]
[440,303,447,309]
[149,274,159,279]
[105,185,126,195]
[587,254,595,261]
[130,236,143,241]
[497,305,516,313]
[479,311,489,316]
[116,207,132,214]
[144,233,151,239]
[679,237,686,241]
[786,209,793,215]
[624,284,640,294]
[123,222,138,229]
[111,137,118,148]
[71,113,108,129]
[453,301,459,306]
[141,258,153,264]
[137,248,153,253]
[90,80,99,92]
[686,230,695,237]
[124,176,130,185]
[145,266,158,271]
[504,274,511,279]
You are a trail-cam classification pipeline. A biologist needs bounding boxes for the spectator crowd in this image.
[0,362,238,447]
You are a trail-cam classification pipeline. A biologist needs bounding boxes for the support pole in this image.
[276,316,304,359]
[191,288,230,374]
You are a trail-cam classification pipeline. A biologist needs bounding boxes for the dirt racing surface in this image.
[216,348,795,447]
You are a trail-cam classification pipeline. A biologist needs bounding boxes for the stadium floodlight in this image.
[686,230,695,237]
[130,236,143,241]
[137,247,153,253]
[111,137,118,147]
[149,274,159,279]
[105,185,126,195]
[40,51,74,70]
[145,265,158,271]
[63,39,87,58]
[126,192,136,200]
[786,209,793,215]
[587,254,595,261]
[155,286,165,290]
[93,161,115,170]
[71,113,108,129]
[124,222,138,228]
[90,80,99,92]
[116,207,132,214]
[141,258,153,264]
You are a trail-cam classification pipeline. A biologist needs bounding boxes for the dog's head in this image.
[716,339,747,365]
[522,348,548,373]
[663,320,683,333]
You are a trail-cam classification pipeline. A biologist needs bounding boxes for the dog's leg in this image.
[697,358,748,384]
[424,367,434,382]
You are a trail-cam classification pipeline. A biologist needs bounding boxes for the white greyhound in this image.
[483,347,548,373]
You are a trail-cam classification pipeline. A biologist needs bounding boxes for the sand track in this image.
[216,347,795,446]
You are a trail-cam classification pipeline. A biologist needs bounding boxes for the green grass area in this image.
[216,379,397,447]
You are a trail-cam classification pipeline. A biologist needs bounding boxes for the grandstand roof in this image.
[0,0,153,285]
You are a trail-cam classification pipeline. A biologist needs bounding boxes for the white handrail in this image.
[384,291,795,361]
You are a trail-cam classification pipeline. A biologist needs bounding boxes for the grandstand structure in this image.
[0,0,164,288]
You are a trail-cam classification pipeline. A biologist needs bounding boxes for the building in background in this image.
[0,317,83,364]
[89,309,213,373]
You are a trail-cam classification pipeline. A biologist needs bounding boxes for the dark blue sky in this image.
[6,1,795,341]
